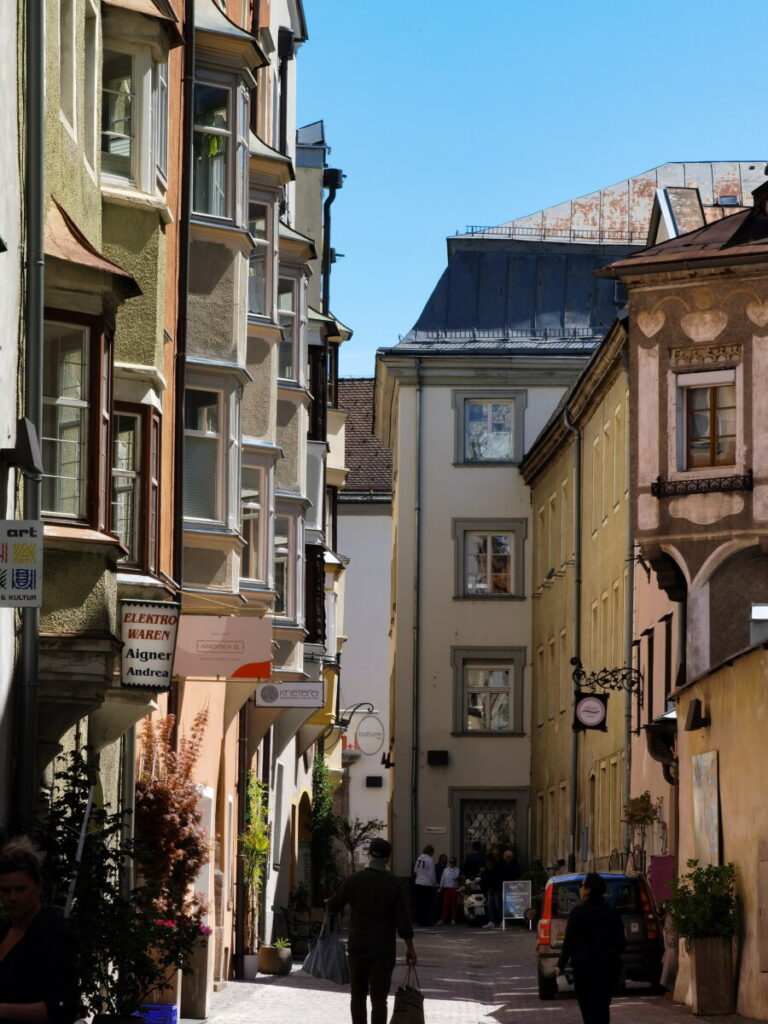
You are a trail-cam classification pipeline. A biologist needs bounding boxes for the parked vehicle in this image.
[458,876,487,926]
[535,872,662,1000]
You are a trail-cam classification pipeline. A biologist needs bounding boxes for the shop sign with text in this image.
[251,680,325,708]
[173,615,271,680]
[121,600,180,690]
[0,521,43,606]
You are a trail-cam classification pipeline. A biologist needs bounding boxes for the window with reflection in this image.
[278,277,297,379]
[193,83,230,217]
[184,389,222,520]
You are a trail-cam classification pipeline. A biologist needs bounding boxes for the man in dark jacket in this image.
[327,837,416,1024]
[556,873,626,1024]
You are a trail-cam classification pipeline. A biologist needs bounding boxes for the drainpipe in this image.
[233,703,248,979]
[564,408,581,872]
[411,358,423,866]
[16,0,46,830]
[623,415,635,861]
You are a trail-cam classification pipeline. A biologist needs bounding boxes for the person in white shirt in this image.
[412,845,437,926]
[438,857,461,924]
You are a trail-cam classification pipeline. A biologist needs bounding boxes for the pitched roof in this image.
[337,379,392,495]
[598,183,768,278]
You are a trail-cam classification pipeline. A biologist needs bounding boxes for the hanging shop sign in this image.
[355,714,385,755]
[573,689,609,732]
[121,599,180,690]
[251,680,325,708]
[0,521,43,606]
[173,614,271,680]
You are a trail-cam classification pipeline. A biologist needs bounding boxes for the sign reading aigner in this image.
[0,521,43,606]
[121,600,180,690]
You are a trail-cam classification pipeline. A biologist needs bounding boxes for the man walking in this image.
[327,837,417,1024]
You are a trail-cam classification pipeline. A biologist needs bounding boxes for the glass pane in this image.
[185,390,219,433]
[44,323,88,401]
[112,414,140,560]
[278,319,295,379]
[154,62,168,180]
[113,414,138,472]
[278,279,295,312]
[194,84,229,130]
[193,134,228,217]
[490,534,512,593]
[466,692,485,731]
[688,387,710,411]
[101,50,134,178]
[42,404,86,516]
[466,666,510,688]
[248,252,266,315]
[465,691,510,732]
[249,203,268,239]
[465,401,513,460]
[274,517,290,614]
[465,532,488,593]
[240,467,261,580]
[184,436,218,518]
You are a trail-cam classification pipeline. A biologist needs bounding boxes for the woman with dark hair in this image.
[0,837,79,1024]
[555,873,626,1024]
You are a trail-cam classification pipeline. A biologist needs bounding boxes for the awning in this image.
[45,199,141,298]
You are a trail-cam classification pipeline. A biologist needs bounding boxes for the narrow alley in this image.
[198,924,760,1024]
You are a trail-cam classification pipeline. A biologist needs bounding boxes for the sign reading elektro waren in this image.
[121,600,180,690]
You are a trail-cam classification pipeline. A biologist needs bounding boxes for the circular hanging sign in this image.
[355,714,385,756]
[575,693,607,729]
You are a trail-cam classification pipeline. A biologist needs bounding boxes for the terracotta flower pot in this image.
[258,945,292,975]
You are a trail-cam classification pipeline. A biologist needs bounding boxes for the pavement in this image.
[197,922,763,1024]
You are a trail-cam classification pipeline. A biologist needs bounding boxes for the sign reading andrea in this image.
[0,521,43,606]
[121,599,180,690]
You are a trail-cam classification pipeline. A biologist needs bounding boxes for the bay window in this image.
[184,389,222,521]
[101,42,168,194]
[193,77,249,225]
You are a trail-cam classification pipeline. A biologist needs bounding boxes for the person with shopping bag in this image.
[326,837,417,1024]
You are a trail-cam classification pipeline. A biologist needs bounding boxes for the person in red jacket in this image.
[327,837,416,1024]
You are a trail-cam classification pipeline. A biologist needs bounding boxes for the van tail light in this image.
[639,885,659,940]
[538,885,553,944]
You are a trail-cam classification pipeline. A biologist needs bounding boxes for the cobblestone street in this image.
[196,923,761,1024]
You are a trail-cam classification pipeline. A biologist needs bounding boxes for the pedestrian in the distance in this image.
[437,857,461,924]
[326,836,416,1024]
[556,873,626,1024]
[412,844,436,926]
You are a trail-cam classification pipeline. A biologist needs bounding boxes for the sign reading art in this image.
[121,599,180,690]
[0,521,43,606]
[251,680,325,708]
[173,614,271,680]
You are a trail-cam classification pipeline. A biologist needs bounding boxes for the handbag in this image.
[301,913,350,985]
[389,965,424,1024]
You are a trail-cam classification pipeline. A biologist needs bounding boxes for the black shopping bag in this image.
[389,966,424,1024]
[301,914,350,985]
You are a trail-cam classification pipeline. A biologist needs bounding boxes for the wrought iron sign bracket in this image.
[570,657,643,708]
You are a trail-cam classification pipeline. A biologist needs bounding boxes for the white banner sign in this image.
[251,680,325,708]
[0,521,43,606]
[173,615,271,680]
[121,600,180,690]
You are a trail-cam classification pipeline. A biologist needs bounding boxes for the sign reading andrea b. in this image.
[121,599,180,690]
[0,520,43,606]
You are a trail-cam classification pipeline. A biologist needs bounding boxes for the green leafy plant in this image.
[332,816,385,873]
[623,791,659,858]
[35,749,207,1017]
[668,859,738,945]
[239,772,270,952]
[272,937,291,949]
[310,753,342,903]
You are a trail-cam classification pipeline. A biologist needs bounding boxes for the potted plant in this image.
[622,791,659,873]
[239,772,270,979]
[668,859,738,1014]
[258,936,292,975]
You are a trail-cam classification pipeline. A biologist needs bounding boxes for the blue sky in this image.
[297,0,765,378]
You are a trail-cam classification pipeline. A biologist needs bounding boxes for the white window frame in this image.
[248,194,276,319]
[183,387,225,524]
[101,40,167,195]
[277,275,299,381]
[676,369,737,472]
[59,0,76,135]
[112,409,142,565]
[453,518,527,598]
[42,321,91,520]
[240,459,269,585]
[192,73,249,227]
[452,647,526,735]
[273,500,305,623]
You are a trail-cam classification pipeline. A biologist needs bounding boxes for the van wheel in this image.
[538,973,557,1000]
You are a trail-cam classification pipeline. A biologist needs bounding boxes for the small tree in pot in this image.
[668,859,738,1014]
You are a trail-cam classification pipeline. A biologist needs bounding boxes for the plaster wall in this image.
[188,238,244,364]
[336,505,392,831]
[0,0,21,829]
[244,333,276,439]
[275,397,307,492]
[675,647,768,1020]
